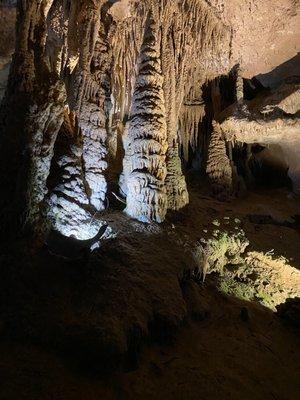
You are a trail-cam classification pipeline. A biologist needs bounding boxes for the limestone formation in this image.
[0,0,66,237]
[219,80,300,193]
[120,13,168,223]
[0,0,299,239]
[206,121,233,200]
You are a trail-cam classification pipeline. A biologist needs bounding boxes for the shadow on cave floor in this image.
[0,280,299,400]
[0,179,299,400]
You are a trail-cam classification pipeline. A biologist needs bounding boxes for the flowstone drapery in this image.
[219,80,300,194]
[0,0,66,237]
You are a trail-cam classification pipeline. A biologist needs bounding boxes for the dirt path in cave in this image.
[1,282,299,400]
[121,288,300,400]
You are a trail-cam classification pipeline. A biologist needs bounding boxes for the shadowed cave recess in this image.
[0,1,300,399]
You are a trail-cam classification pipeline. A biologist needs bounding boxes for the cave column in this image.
[46,1,110,239]
[0,0,66,238]
[121,13,168,223]
[206,81,233,199]
[162,32,189,211]
[77,26,111,212]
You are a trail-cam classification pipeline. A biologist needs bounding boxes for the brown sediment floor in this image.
[0,183,299,400]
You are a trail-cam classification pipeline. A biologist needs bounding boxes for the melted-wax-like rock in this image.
[206,121,233,200]
[47,110,102,240]
[0,0,66,237]
[121,13,168,223]
[78,28,111,211]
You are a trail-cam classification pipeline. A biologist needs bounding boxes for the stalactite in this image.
[120,12,168,223]
[107,0,230,216]
[234,64,244,103]
[178,94,206,162]
[110,2,147,122]
[109,1,148,169]
[0,0,233,235]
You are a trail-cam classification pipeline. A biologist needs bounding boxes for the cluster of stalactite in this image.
[0,0,234,239]
[178,90,206,163]
[110,0,229,213]
[1,0,298,240]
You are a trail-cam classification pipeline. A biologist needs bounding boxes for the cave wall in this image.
[0,0,299,239]
[0,0,230,238]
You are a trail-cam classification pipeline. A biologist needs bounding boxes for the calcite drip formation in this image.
[0,0,299,239]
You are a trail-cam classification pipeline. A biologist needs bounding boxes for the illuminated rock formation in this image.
[0,0,299,238]
[121,13,168,223]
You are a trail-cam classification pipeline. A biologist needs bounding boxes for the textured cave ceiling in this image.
[107,0,300,79]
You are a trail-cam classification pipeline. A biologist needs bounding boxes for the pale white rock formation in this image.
[121,13,168,223]
[78,30,111,211]
[47,110,103,240]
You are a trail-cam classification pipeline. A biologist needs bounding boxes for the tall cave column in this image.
[206,80,234,200]
[47,1,109,239]
[121,14,168,223]
[0,0,66,237]
[162,33,189,211]
[78,29,111,212]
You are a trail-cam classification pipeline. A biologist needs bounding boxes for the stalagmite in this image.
[206,121,233,200]
[3,0,297,236]
[120,12,168,223]
[47,109,105,240]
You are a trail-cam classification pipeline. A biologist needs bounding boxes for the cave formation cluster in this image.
[0,0,299,240]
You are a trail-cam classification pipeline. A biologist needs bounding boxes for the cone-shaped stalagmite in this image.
[121,13,168,223]
[206,121,233,200]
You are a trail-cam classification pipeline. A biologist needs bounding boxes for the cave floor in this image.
[0,180,299,400]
